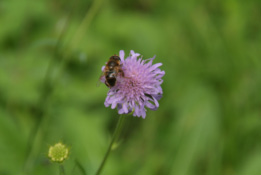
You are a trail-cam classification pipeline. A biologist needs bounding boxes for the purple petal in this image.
[149,63,163,71]
[130,50,140,59]
[119,50,125,62]
[152,96,159,107]
[145,101,156,109]
[152,94,163,100]
[111,102,117,109]
[141,109,146,119]
[118,108,125,114]
[122,103,128,113]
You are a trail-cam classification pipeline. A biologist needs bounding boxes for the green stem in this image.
[75,159,87,175]
[70,0,103,51]
[59,164,65,175]
[95,115,125,175]
[54,0,103,83]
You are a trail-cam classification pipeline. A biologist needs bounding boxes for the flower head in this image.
[48,142,69,163]
[101,50,165,118]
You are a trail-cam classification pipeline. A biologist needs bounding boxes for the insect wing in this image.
[96,71,106,87]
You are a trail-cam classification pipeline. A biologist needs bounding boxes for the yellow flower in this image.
[48,142,69,163]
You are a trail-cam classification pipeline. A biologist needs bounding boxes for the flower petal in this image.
[122,103,128,113]
[149,63,163,71]
[119,50,125,62]
[130,50,140,59]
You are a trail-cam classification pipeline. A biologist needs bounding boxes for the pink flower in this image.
[102,50,165,119]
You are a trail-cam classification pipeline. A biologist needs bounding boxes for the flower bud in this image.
[48,142,69,163]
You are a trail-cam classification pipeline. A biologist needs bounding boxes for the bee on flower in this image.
[100,50,165,119]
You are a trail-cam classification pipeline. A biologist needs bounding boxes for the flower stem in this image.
[95,115,125,175]
[70,0,103,52]
[59,164,65,175]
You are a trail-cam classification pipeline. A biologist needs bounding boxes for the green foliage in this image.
[0,0,261,174]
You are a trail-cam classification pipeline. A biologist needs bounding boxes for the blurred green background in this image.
[1,0,261,174]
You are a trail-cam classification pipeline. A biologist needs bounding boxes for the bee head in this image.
[111,55,120,61]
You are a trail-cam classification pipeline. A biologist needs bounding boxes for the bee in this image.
[101,55,124,88]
